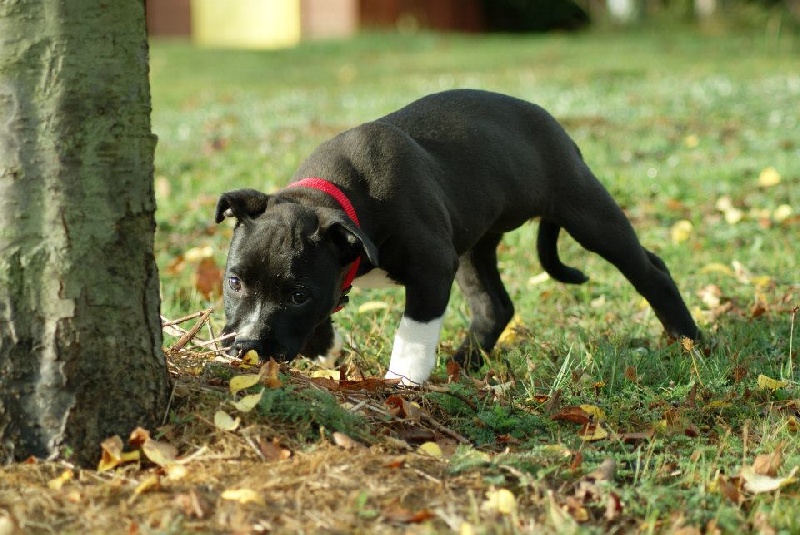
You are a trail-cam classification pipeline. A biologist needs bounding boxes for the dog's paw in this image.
[385,316,443,385]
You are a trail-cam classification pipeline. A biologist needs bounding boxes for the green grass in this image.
[151,27,799,532]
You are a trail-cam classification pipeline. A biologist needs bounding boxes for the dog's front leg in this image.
[384,270,454,385]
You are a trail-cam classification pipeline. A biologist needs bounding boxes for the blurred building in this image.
[145,0,484,46]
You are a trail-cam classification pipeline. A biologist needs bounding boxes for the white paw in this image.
[384,316,443,385]
[317,329,343,369]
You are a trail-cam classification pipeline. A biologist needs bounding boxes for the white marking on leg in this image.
[353,268,401,289]
[385,315,444,385]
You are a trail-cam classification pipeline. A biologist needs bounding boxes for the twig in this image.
[161,310,207,327]
[426,384,478,413]
[420,412,470,444]
[171,308,213,352]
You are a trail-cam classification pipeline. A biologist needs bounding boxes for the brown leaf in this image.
[624,366,638,383]
[605,492,622,521]
[446,359,461,381]
[552,406,591,425]
[142,438,178,467]
[128,427,151,448]
[717,473,743,505]
[259,359,283,389]
[193,257,222,299]
[753,442,785,476]
[258,437,291,461]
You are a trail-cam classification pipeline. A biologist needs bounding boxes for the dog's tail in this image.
[536,219,589,284]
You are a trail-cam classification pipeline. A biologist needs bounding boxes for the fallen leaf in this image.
[98,435,141,472]
[214,410,241,432]
[753,442,785,477]
[496,314,525,348]
[128,427,151,448]
[552,406,591,425]
[48,469,74,490]
[580,404,606,421]
[134,474,162,496]
[417,441,443,457]
[773,204,792,222]
[670,220,693,244]
[229,374,261,394]
[261,359,283,389]
[757,374,788,392]
[357,301,390,313]
[529,272,551,285]
[333,432,365,450]
[483,488,517,516]
[194,257,222,299]
[242,350,260,367]
[684,133,699,148]
[758,166,781,187]
[740,465,798,494]
[231,388,265,412]
[221,488,264,505]
[142,439,178,467]
[258,437,291,461]
[446,359,461,381]
[717,473,743,504]
[579,422,609,441]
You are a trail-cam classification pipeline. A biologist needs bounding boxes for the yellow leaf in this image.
[579,423,609,441]
[579,404,606,421]
[229,374,261,394]
[758,166,781,187]
[134,474,161,496]
[357,301,390,313]
[670,220,693,244]
[417,441,443,457]
[48,469,74,490]
[700,263,734,276]
[740,465,797,494]
[497,314,525,348]
[310,369,340,380]
[97,436,141,472]
[231,388,265,412]
[184,245,214,261]
[242,350,260,367]
[528,272,551,285]
[724,207,743,224]
[142,439,178,467]
[684,134,699,148]
[214,410,241,431]
[757,374,788,392]
[773,204,792,222]
[221,488,264,505]
[483,488,517,516]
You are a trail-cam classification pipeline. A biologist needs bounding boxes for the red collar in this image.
[288,178,361,311]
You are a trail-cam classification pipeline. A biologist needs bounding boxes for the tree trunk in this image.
[0,0,170,466]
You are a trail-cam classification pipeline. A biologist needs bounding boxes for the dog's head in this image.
[215,188,377,361]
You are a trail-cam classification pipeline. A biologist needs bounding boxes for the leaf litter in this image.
[2,294,799,533]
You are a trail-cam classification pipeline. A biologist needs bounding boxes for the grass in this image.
[150,27,798,533]
[2,26,798,534]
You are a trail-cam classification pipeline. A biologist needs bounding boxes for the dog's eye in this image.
[228,276,242,292]
[290,289,309,305]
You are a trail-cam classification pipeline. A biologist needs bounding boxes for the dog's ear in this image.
[321,215,379,268]
[215,189,270,223]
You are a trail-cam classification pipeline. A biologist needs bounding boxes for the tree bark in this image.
[0,0,170,465]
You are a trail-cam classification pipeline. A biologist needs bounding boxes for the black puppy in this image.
[216,89,698,384]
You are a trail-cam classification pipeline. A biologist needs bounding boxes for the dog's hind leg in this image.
[453,233,515,370]
[554,175,699,340]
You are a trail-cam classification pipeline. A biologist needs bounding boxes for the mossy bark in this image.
[0,0,170,465]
